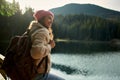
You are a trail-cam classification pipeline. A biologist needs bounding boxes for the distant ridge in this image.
[50,3,120,20]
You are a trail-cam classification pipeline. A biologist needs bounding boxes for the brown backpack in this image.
[2,27,44,80]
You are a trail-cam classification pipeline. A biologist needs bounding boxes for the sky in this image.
[6,0,120,12]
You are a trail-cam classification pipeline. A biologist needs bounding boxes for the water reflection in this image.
[51,53,120,80]
[52,62,89,76]
[53,41,120,53]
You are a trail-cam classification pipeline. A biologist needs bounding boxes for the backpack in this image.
[2,27,45,80]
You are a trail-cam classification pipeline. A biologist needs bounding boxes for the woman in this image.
[28,10,64,80]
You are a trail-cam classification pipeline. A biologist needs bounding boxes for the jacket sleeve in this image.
[30,29,51,59]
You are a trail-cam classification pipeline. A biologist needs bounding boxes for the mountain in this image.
[50,3,120,21]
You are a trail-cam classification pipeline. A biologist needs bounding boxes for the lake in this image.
[51,52,120,80]
[49,41,120,80]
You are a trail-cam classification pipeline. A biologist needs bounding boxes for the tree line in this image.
[52,14,120,41]
[0,0,34,41]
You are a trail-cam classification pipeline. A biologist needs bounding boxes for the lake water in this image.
[51,52,120,80]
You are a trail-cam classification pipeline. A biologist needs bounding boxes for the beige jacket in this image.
[28,21,52,73]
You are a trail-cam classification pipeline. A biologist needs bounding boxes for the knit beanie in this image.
[33,10,54,21]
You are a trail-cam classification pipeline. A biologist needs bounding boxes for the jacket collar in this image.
[29,20,47,29]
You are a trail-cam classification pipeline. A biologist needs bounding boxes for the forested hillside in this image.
[52,14,120,41]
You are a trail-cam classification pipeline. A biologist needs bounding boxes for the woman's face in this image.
[43,15,54,28]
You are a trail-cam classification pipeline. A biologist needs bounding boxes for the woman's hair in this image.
[37,17,54,40]
[38,17,45,27]
[48,27,54,40]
